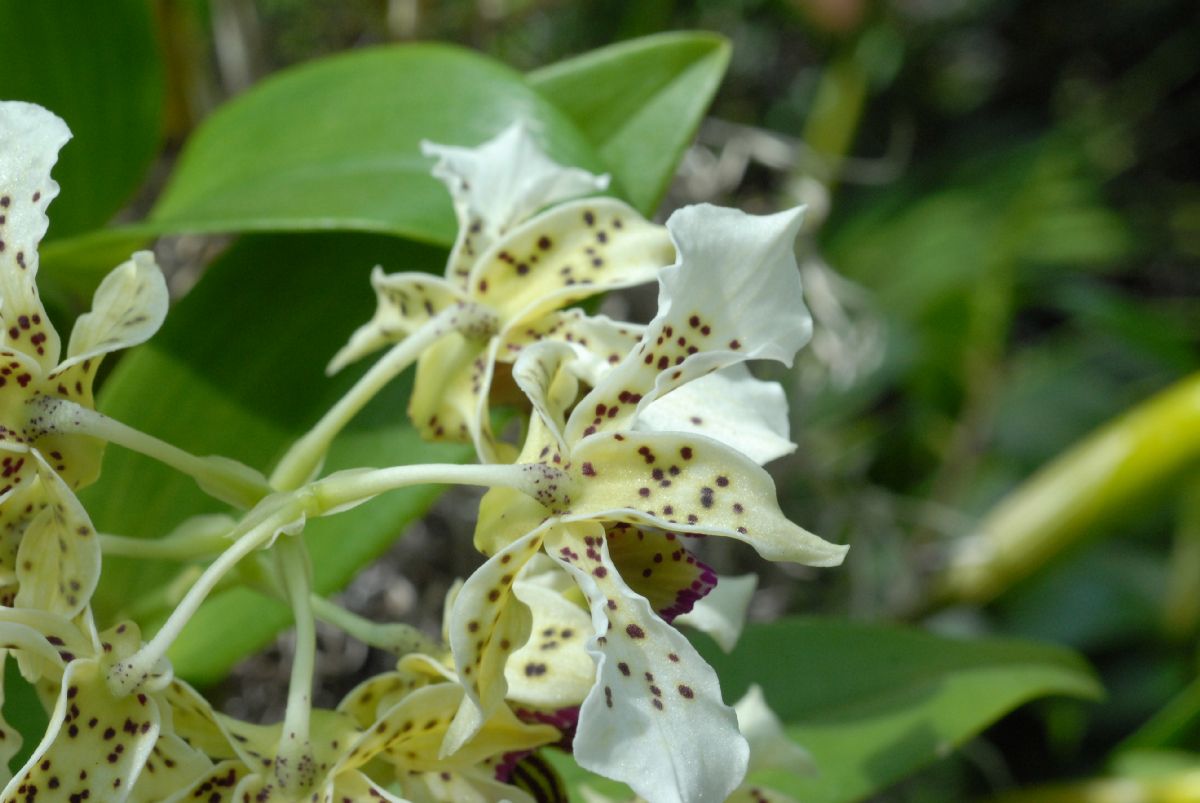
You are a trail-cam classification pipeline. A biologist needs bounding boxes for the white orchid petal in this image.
[734,685,814,776]
[422,122,608,287]
[566,204,810,441]
[546,524,749,803]
[0,101,68,372]
[635,365,795,465]
[60,251,168,369]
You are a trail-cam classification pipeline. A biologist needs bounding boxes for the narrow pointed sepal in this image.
[60,251,168,369]
[14,451,100,617]
[566,431,847,567]
[0,101,68,374]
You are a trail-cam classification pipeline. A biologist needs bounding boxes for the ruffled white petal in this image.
[635,365,795,465]
[565,204,811,441]
[0,101,69,372]
[422,122,608,286]
[546,524,749,803]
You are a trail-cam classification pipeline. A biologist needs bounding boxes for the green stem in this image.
[275,538,317,796]
[99,515,235,561]
[307,461,564,515]
[39,397,269,508]
[107,504,298,696]
[269,309,464,490]
[310,594,440,656]
[936,371,1200,605]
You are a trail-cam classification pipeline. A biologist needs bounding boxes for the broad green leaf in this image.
[81,232,470,685]
[528,32,730,216]
[148,44,600,245]
[696,617,1102,803]
[0,0,163,239]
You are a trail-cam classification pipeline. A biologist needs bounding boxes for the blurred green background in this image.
[6,0,1200,799]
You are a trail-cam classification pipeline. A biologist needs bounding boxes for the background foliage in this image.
[1,0,1197,799]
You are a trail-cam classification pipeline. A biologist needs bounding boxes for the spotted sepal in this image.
[159,679,239,760]
[545,523,749,803]
[316,770,407,803]
[634,365,795,465]
[402,764,538,803]
[338,680,556,779]
[511,341,579,457]
[0,450,41,584]
[502,308,644,387]
[13,451,100,617]
[605,524,716,622]
[422,123,609,290]
[59,251,167,373]
[565,204,810,442]
[566,431,847,567]
[2,658,161,803]
[0,101,68,375]
[473,484,550,559]
[471,198,671,324]
[337,666,432,728]
[215,708,360,786]
[443,528,547,755]
[409,332,499,459]
[504,575,594,710]
[160,761,249,803]
[328,269,470,373]
[125,732,214,803]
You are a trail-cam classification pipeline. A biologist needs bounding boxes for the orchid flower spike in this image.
[442,203,847,803]
[329,122,675,462]
[0,101,168,617]
[0,607,233,803]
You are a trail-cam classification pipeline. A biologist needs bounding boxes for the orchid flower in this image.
[0,102,168,617]
[442,204,848,803]
[323,122,674,464]
[0,607,233,803]
[162,649,558,802]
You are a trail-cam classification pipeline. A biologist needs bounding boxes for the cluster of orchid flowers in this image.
[0,99,845,802]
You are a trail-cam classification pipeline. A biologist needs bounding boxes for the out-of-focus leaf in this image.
[3,665,48,774]
[82,233,470,685]
[827,136,1132,318]
[148,45,600,245]
[698,617,1102,803]
[0,0,163,239]
[528,32,730,215]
